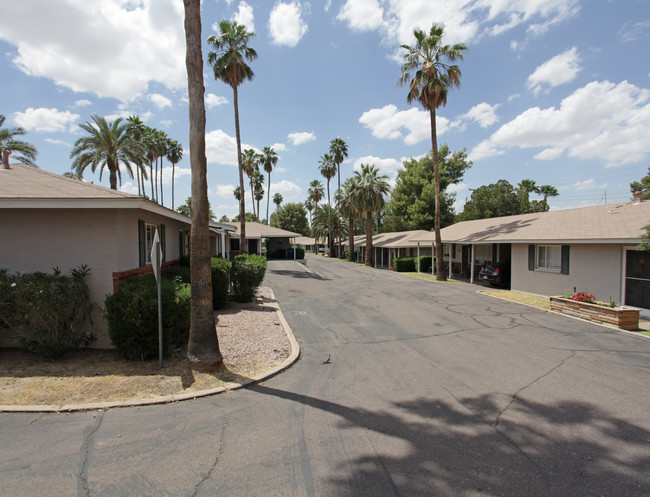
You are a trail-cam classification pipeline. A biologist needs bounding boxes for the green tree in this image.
[63,171,82,180]
[319,153,337,206]
[126,115,149,196]
[207,19,257,254]
[219,214,230,222]
[270,202,309,235]
[383,145,471,231]
[232,212,256,222]
[0,114,38,168]
[351,164,390,266]
[311,204,345,253]
[399,23,467,281]
[273,192,283,210]
[537,185,559,210]
[517,179,538,214]
[261,146,278,225]
[330,137,349,258]
[70,115,145,190]
[308,180,324,208]
[340,176,361,261]
[457,180,520,221]
[630,168,650,200]
[252,170,265,222]
[177,196,216,221]
[183,0,222,370]
[166,139,183,210]
[233,186,242,201]
[241,148,259,219]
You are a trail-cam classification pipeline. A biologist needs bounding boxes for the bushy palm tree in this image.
[70,115,145,190]
[312,204,345,256]
[183,0,222,370]
[241,148,258,218]
[305,198,315,228]
[319,153,337,206]
[166,139,183,209]
[261,146,278,225]
[126,115,149,195]
[252,170,265,222]
[538,184,559,210]
[0,114,38,168]
[233,186,242,201]
[207,19,257,253]
[329,137,349,257]
[340,176,361,262]
[273,192,283,210]
[308,180,324,208]
[399,23,467,281]
[351,164,390,266]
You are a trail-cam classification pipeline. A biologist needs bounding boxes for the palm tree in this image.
[126,115,149,195]
[312,204,345,256]
[252,170,265,222]
[305,198,315,228]
[399,23,467,281]
[233,186,242,201]
[241,148,258,219]
[517,179,539,213]
[1,114,38,168]
[166,139,183,209]
[340,176,361,262]
[329,137,349,257]
[352,164,390,267]
[183,0,222,370]
[319,153,337,206]
[308,179,324,208]
[207,19,257,254]
[538,184,559,210]
[273,192,283,210]
[70,115,145,190]
[261,146,278,225]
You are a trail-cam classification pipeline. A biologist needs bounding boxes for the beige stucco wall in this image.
[0,208,189,348]
[511,243,624,303]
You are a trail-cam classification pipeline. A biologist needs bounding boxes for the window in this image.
[144,223,157,264]
[529,244,569,274]
[230,238,240,251]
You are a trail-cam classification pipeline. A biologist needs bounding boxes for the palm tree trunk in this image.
[233,85,247,253]
[183,0,222,371]
[109,162,118,190]
[430,108,446,281]
[160,157,164,206]
[172,161,176,209]
[348,217,354,262]
[266,172,271,225]
[150,161,154,200]
[136,165,141,195]
[365,210,372,266]
[249,180,256,220]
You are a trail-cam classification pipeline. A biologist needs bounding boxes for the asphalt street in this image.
[1,254,649,496]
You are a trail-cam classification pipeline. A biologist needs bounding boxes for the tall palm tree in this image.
[305,198,315,228]
[252,170,265,222]
[340,176,361,262]
[70,115,145,190]
[538,184,559,210]
[312,204,345,255]
[319,153,337,205]
[166,139,183,209]
[308,179,324,208]
[329,137,349,257]
[233,186,242,201]
[517,179,539,213]
[352,164,390,267]
[0,114,38,168]
[261,146,278,225]
[126,115,148,195]
[273,192,283,210]
[399,23,467,281]
[183,0,222,370]
[241,148,258,219]
[207,19,257,254]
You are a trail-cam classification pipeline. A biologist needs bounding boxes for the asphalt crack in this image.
[191,404,226,497]
[77,410,105,497]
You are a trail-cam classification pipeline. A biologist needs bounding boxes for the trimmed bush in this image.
[211,257,231,309]
[393,257,417,272]
[105,275,191,360]
[295,247,305,259]
[0,266,96,361]
[231,254,267,303]
[163,265,191,284]
[419,255,433,273]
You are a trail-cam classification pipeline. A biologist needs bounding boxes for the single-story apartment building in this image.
[0,163,232,347]
[410,201,650,309]
[227,221,302,259]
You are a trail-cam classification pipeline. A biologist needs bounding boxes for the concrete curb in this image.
[0,289,300,413]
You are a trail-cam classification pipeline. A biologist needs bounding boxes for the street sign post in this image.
[151,229,163,369]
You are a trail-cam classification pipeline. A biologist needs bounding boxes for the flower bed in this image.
[549,296,639,331]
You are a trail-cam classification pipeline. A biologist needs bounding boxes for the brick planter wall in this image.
[549,296,639,331]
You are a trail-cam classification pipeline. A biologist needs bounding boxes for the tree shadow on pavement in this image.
[249,384,650,496]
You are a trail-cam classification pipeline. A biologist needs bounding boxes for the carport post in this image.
[294,238,296,260]
[220,230,226,258]
[431,242,434,274]
[448,244,452,279]
[417,243,420,273]
[470,244,475,284]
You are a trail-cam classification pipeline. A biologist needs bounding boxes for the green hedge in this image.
[295,247,305,259]
[211,257,231,309]
[231,254,267,303]
[0,266,96,361]
[105,275,190,360]
[393,257,417,272]
[419,255,433,273]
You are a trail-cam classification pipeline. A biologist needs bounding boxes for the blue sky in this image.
[1,0,649,220]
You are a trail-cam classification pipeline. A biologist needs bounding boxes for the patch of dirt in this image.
[0,287,291,406]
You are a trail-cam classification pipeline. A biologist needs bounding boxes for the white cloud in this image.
[271,179,301,199]
[288,131,315,145]
[0,0,186,101]
[337,0,384,32]
[271,142,288,152]
[452,102,500,129]
[45,138,71,146]
[119,181,139,195]
[205,129,256,166]
[619,21,650,43]
[205,93,228,109]
[73,99,92,108]
[269,2,308,47]
[353,155,402,178]
[359,104,447,145]
[160,166,191,185]
[149,93,172,109]
[216,184,237,198]
[233,1,255,32]
[13,107,79,133]
[573,179,607,191]
[527,47,581,96]
[468,80,650,167]
[446,182,467,194]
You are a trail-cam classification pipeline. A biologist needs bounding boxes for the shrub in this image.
[211,257,231,309]
[163,265,191,284]
[419,255,433,273]
[0,266,96,361]
[393,257,417,272]
[231,254,267,303]
[295,247,305,259]
[105,275,191,360]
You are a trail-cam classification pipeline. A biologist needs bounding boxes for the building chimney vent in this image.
[1,149,11,170]
[634,190,643,204]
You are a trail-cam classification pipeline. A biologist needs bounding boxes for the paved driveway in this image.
[1,254,649,496]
